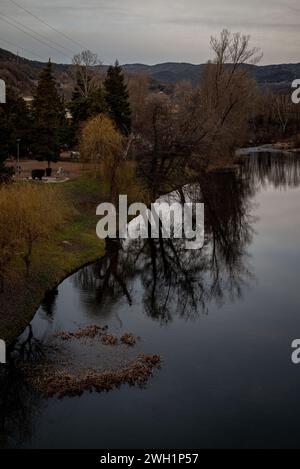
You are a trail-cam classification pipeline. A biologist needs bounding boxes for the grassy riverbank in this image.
[0,161,183,345]
[0,175,108,345]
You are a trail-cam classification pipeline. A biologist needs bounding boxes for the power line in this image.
[0,35,45,60]
[7,0,88,51]
[0,14,72,61]
[2,12,77,56]
[4,0,110,64]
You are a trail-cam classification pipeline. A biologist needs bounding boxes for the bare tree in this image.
[181,29,261,169]
[135,93,189,196]
[273,93,293,135]
[72,50,102,98]
[127,73,150,133]
[210,29,262,67]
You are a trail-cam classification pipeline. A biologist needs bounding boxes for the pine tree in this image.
[0,86,32,180]
[104,61,131,135]
[32,60,67,167]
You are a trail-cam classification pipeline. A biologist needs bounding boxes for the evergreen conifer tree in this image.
[0,86,32,180]
[32,60,67,166]
[104,61,131,135]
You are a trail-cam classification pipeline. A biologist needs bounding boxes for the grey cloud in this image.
[0,0,299,64]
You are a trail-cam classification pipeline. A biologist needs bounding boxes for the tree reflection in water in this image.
[40,288,59,318]
[74,169,257,323]
[241,151,300,190]
[2,151,300,447]
[0,326,46,448]
[0,365,36,448]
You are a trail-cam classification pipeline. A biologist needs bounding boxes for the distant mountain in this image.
[1,47,299,95]
[0,47,74,96]
[123,62,300,91]
[123,62,206,85]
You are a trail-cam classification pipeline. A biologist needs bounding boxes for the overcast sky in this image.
[0,0,299,65]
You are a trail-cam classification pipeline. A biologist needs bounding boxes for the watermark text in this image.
[292,79,300,104]
[0,340,6,364]
[96,195,204,250]
[0,79,6,104]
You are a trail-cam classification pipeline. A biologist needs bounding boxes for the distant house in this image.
[65,109,72,120]
[23,96,33,106]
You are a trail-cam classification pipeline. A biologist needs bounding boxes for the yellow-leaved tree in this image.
[80,114,125,202]
[0,183,66,289]
[18,184,66,276]
[0,185,23,291]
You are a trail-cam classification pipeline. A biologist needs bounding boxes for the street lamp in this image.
[16,139,21,177]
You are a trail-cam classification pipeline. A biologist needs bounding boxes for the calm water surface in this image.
[1,151,300,449]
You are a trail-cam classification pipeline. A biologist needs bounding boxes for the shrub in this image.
[32,169,45,180]
[0,166,15,184]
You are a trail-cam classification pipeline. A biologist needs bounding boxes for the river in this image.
[1,149,300,449]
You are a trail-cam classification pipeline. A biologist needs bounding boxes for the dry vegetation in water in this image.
[55,325,107,340]
[121,333,139,346]
[101,334,119,346]
[21,354,161,398]
[55,325,139,347]
[17,325,156,398]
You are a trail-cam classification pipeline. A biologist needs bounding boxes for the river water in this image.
[1,150,300,449]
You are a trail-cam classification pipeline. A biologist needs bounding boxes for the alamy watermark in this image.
[0,80,6,365]
[0,79,6,104]
[0,340,6,364]
[292,79,300,104]
[96,195,205,250]
[291,339,300,364]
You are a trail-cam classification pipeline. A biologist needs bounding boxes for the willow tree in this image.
[18,184,66,276]
[80,114,124,202]
[0,183,65,288]
[0,185,22,291]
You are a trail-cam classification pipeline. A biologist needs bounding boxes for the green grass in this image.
[0,168,146,345]
[0,175,106,345]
